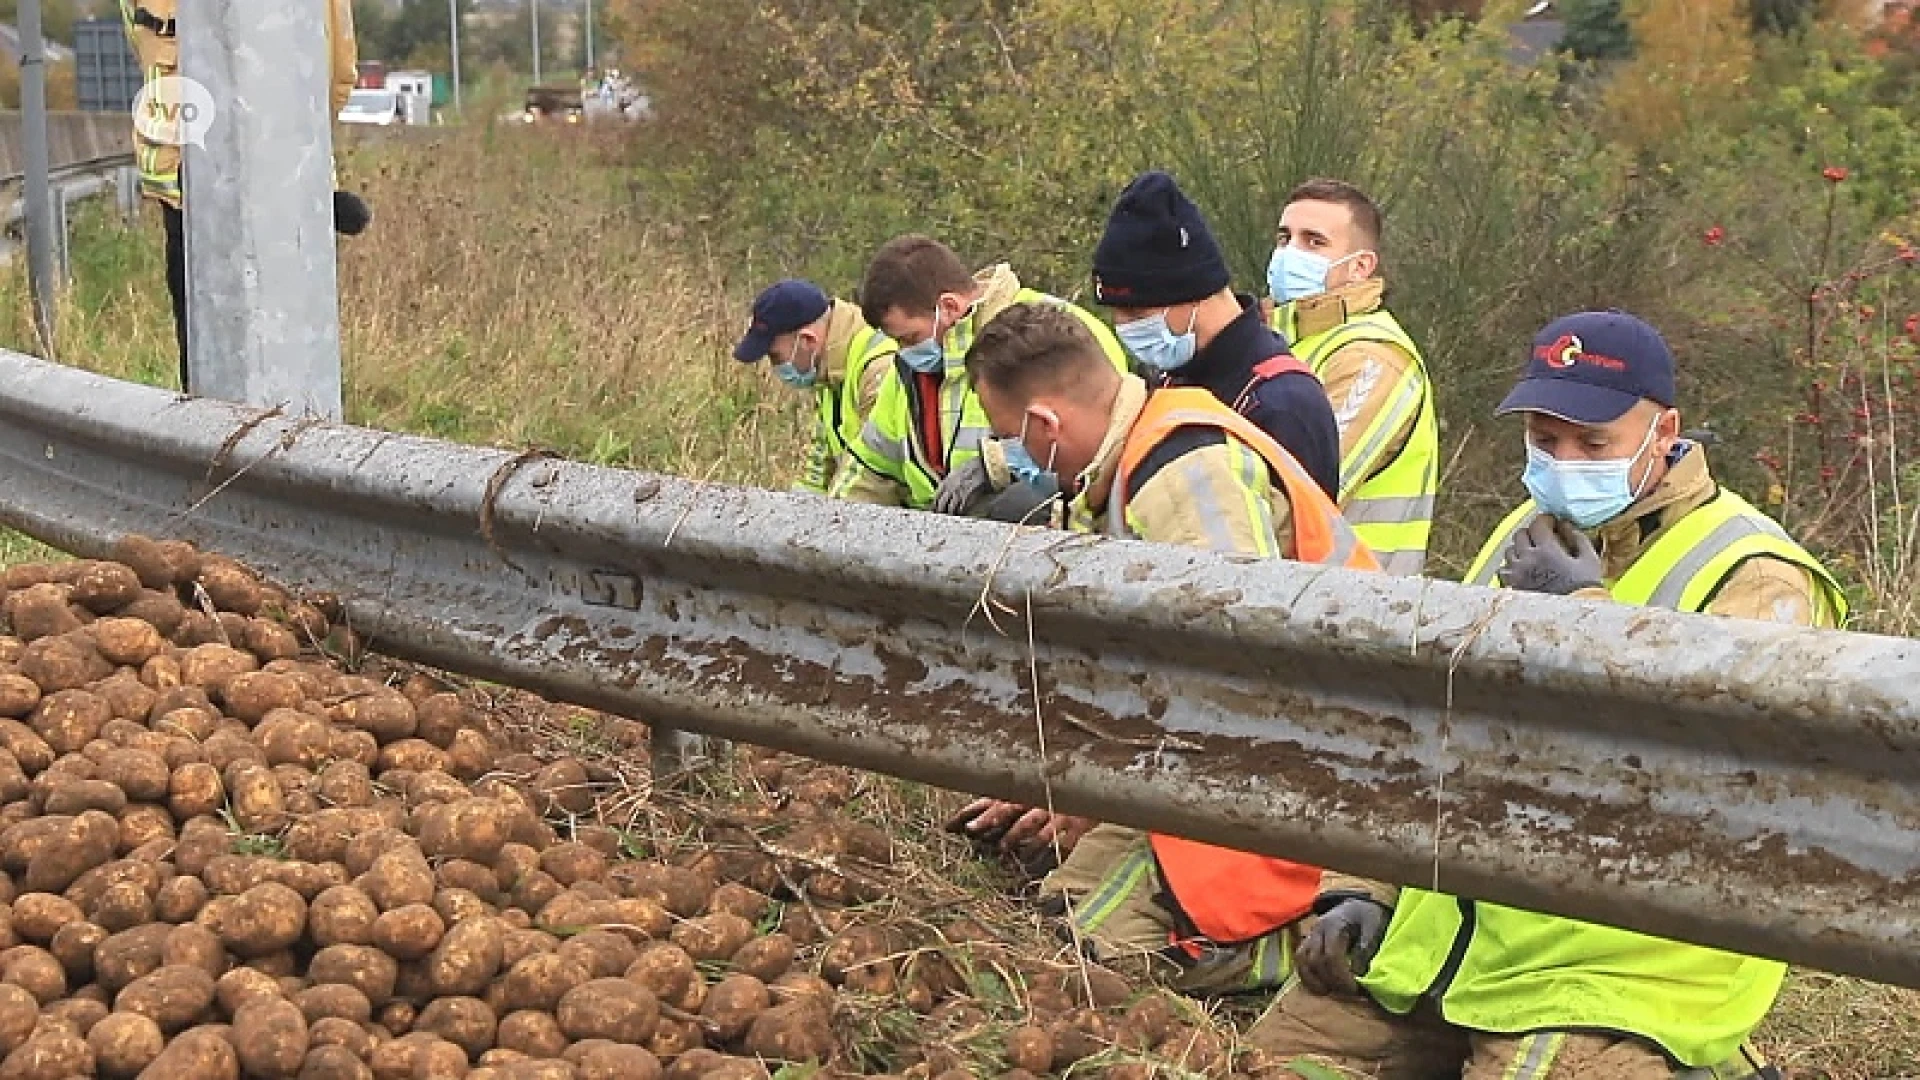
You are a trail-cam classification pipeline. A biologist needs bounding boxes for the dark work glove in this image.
[1295,897,1390,995]
[1498,515,1602,595]
[333,190,371,236]
[973,475,1060,526]
[933,456,993,516]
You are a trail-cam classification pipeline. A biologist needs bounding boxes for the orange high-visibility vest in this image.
[1114,385,1380,948]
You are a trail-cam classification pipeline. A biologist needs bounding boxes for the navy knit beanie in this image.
[1091,171,1231,308]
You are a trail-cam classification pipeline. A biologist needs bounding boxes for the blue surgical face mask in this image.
[1270,246,1366,302]
[1117,306,1199,372]
[1011,409,1060,488]
[1521,414,1665,529]
[897,299,975,374]
[772,340,819,390]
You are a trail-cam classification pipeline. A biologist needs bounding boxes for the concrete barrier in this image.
[0,110,130,180]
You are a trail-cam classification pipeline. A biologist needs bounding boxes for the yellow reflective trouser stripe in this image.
[1071,847,1154,935]
[1501,1032,1566,1080]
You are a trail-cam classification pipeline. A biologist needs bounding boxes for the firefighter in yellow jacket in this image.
[958,303,1379,995]
[1268,179,1438,576]
[122,0,367,391]
[1244,311,1844,1079]
[731,279,897,495]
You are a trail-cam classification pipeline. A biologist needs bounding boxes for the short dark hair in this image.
[964,303,1111,403]
[858,235,974,326]
[1286,178,1383,251]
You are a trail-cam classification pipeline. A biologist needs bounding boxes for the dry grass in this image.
[0,122,1915,1077]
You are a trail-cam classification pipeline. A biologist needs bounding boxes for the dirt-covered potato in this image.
[424,915,502,996]
[306,945,398,1008]
[622,944,695,1006]
[295,1043,373,1080]
[200,882,307,958]
[443,730,495,783]
[414,996,496,1059]
[179,643,259,696]
[243,619,302,662]
[0,944,66,1004]
[9,895,80,946]
[86,1010,164,1078]
[66,562,141,615]
[534,843,605,889]
[312,761,373,810]
[414,797,509,865]
[743,999,834,1063]
[0,676,41,721]
[361,849,435,913]
[49,921,109,984]
[134,1024,239,1079]
[0,1024,95,1080]
[18,633,113,693]
[196,563,264,616]
[232,996,310,1080]
[555,978,660,1045]
[576,1043,663,1080]
[221,761,287,834]
[704,883,771,925]
[42,776,126,816]
[670,913,755,964]
[432,889,488,928]
[88,618,165,668]
[554,931,637,982]
[153,876,209,924]
[487,1010,563,1059]
[610,865,712,920]
[290,983,372,1028]
[530,759,593,817]
[331,690,417,747]
[0,983,36,1053]
[116,587,187,638]
[495,952,586,1015]
[730,933,796,983]
[370,904,444,961]
[306,1016,373,1059]
[26,809,116,895]
[215,966,284,1017]
[308,886,380,949]
[157,923,225,981]
[115,964,217,1032]
[700,973,770,1044]
[92,922,172,994]
[31,688,112,754]
[3,584,81,642]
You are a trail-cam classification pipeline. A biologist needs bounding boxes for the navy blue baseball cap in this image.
[733,280,831,362]
[1497,310,1677,424]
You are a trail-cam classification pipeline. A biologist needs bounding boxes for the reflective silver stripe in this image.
[858,419,903,464]
[1510,1032,1564,1080]
[1344,493,1436,526]
[1468,512,1538,586]
[1645,514,1781,611]
[1338,375,1424,499]
[1323,518,1361,567]
[1375,548,1426,576]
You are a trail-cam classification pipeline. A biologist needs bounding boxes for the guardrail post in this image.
[179,0,344,419]
[50,183,69,284]
[20,0,58,354]
[115,165,139,221]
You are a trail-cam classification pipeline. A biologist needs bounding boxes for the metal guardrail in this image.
[2,350,1918,989]
[0,150,135,188]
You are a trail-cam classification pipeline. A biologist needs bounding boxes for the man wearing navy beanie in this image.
[1092,171,1340,498]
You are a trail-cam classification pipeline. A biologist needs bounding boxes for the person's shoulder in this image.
[1250,368,1335,417]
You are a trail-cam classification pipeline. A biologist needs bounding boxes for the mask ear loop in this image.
[1627,410,1670,500]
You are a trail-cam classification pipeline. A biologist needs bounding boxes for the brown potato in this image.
[17,633,112,693]
[244,619,302,663]
[297,1044,373,1080]
[281,808,355,866]
[258,710,335,769]
[153,876,209,924]
[223,761,288,834]
[424,915,502,997]
[92,922,172,993]
[31,689,111,755]
[116,591,187,640]
[411,695,475,750]
[433,861,499,905]
[443,730,495,783]
[371,905,445,962]
[530,759,592,817]
[0,945,66,1003]
[135,1025,239,1079]
[294,984,372,1027]
[306,1017,373,1058]
[90,881,155,934]
[661,1050,729,1080]
[414,996,496,1059]
[0,1025,95,1079]
[554,931,637,982]
[89,618,166,668]
[404,770,470,809]
[233,996,310,1080]
[362,849,436,913]
[159,923,225,980]
[555,978,660,1045]
[670,913,754,964]
[113,805,177,857]
[42,777,127,816]
[536,843,606,889]
[704,883,771,925]
[25,810,116,894]
[415,798,509,865]
[498,929,556,970]
[70,563,143,614]
[0,676,42,721]
[115,964,218,1032]
[3,585,82,642]
[575,1044,662,1080]
[332,691,417,746]
[315,760,374,808]
[180,643,259,694]
[9,895,80,946]
[87,1011,165,1078]
[215,966,285,1017]
[200,881,307,957]
[307,945,398,1008]
[699,973,769,1044]
[0,721,54,777]
[309,886,381,948]
[343,829,414,879]
[610,865,712,920]
[743,999,834,1063]
[495,952,588,1015]
[198,565,264,616]
[49,921,108,984]
[624,944,695,1004]
[730,933,795,983]
[0,983,35,1053]
[505,872,561,920]
[432,889,488,928]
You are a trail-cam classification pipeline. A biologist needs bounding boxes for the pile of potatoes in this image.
[0,536,1238,1080]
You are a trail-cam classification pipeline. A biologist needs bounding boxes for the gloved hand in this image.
[1295,897,1390,995]
[333,190,371,236]
[932,456,994,516]
[1498,515,1602,595]
[974,474,1061,525]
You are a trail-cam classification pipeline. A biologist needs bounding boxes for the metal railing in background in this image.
[1,349,1917,989]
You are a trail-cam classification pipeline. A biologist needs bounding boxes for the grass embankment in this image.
[0,125,1913,1078]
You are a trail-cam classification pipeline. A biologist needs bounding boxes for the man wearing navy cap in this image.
[1243,310,1846,1079]
[734,280,897,496]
